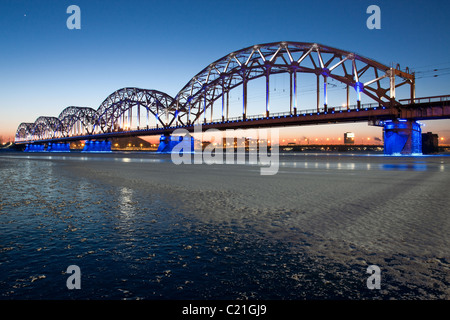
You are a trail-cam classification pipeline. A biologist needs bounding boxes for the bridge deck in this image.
[15,98,450,145]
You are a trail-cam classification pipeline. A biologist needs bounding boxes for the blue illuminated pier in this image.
[383,120,422,155]
[24,144,46,152]
[157,134,195,154]
[82,140,112,152]
[47,142,71,152]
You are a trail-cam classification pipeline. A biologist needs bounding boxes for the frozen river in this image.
[0,151,449,299]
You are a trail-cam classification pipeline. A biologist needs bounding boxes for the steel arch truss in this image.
[31,116,62,140]
[15,122,35,141]
[173,41,415,125]
[96,87,175,132]
[57,106,98,137]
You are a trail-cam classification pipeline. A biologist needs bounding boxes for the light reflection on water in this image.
[278,161,440,172]
[381,163,427,171]
[119,186,135,217]
[0,152,447,172]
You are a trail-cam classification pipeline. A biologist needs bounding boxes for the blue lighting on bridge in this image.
[24,143,71,152]
[47,142,71,152]
[24,144,46,152]
[354,81,364,93]
[82,140,111,152]
[383,120,422,155]
[157,134,194,154]
[321,68,331,77]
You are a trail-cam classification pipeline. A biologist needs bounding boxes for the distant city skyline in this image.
[1,0,450,143]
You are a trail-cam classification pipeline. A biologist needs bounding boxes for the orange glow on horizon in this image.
[2,121,449,147]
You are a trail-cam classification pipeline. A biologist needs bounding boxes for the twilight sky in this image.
[1,0,450,143]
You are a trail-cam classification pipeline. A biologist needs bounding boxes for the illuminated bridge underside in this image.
[13,41,450,154]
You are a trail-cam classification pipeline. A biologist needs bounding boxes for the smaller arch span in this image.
[96,87,176,132]
[15,122,35,141]
[58,106,98,137]
[31,116,62,140]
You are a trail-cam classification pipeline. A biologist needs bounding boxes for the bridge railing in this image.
[399,94,450,105]
[208,102,384,124]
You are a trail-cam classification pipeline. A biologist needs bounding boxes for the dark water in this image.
[0,152,448,300]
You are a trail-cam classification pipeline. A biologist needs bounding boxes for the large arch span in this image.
[15,41,415,142]
[171,41,415,125]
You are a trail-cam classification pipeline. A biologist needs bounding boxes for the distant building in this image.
[422,132,439,154]
[344,132,355,145]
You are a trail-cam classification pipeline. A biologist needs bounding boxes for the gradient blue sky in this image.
[1,0,450,142]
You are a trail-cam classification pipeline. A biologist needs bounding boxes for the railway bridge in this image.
[14,41,450,155]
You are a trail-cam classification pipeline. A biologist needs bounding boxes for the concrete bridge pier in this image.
[82,140,112,152]
[383,119,422,155]
[24,143,46,152]
[47,142,71,152]
[157,134,194,153]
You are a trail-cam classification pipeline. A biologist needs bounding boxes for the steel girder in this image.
[172,41,415,125]
[96,87,175,132]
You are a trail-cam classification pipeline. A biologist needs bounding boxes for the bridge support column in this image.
[82,140,112,152]
[383,120,422,155]
[24,144,46,152]
[47,142,71,152]
[243,78,247,120]
[157,134,194,154]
